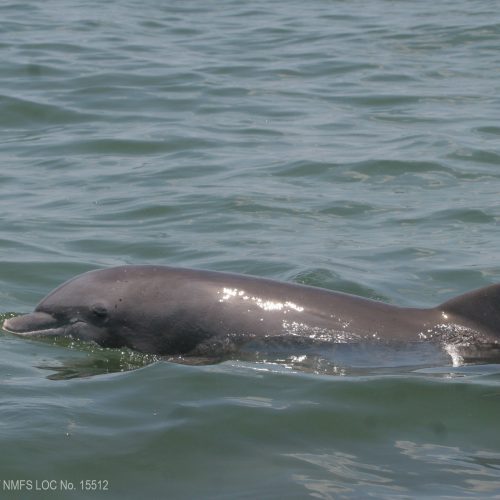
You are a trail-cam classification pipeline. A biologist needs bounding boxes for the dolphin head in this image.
[3,269,127,348]
[2,266,211,355]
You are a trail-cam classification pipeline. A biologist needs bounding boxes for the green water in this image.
[2,0,500,497]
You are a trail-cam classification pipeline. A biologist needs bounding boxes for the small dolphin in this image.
[3,266,500,362]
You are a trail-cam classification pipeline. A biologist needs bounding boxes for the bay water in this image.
[1,0,500,498]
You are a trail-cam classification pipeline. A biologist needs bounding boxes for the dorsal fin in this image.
[440,283,500,336]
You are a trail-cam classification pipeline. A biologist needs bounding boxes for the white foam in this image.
[444,344,464,367]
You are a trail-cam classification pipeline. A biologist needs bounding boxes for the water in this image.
[1,0,500,497]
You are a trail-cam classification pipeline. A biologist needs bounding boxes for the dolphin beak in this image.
[2,312,63,336]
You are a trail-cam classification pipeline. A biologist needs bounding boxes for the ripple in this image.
[34,136,217,156]
[338,94,422,107]
[351,159,452,176]
[274,159,456,182]
[94,204,181,223]
[0,94,96,127]
[475,126,500,137]
[318,201,378,217]
[273,160,341,177]
[398,208,496,225]
[449,148,500,167]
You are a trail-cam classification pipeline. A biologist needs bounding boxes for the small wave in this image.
[350,159,452,176]
[0,94,96,127]
[475,126,500,137]
[396,207,496,225]
[36,136,217,156]
[448,148,500,167]
[273,160,341,177]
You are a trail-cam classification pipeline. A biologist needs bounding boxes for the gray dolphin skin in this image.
[3,265,500,361]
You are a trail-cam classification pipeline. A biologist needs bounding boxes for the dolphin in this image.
[3,265,500,363]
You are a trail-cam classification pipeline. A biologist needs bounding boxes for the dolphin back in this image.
[440,283,500,338]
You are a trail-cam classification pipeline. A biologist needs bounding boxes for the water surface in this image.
[1,0,500,497]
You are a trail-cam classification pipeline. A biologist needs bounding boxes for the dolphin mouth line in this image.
[2,312,75,338]
[2,322,66,337]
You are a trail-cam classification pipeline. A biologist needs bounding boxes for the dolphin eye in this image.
[91,303,108,318]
